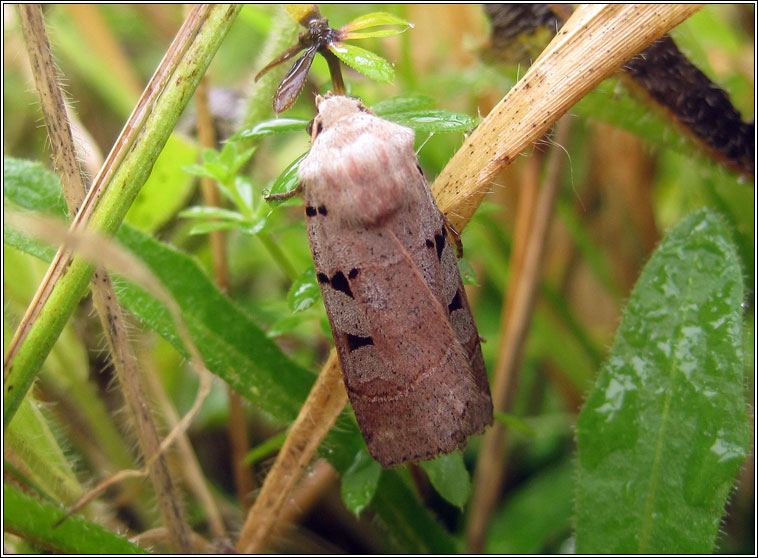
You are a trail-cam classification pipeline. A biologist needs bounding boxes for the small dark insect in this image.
[255,6,345,113]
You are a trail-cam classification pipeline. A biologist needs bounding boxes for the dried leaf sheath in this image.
[298,95,492,466]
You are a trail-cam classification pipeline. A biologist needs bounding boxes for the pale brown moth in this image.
[271,94,493,467]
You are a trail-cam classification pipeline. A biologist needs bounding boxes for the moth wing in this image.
[403,173,493,419]
[341,230,491,466]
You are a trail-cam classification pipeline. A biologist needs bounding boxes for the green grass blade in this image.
[575,208,749,553]
[3,482,148,554]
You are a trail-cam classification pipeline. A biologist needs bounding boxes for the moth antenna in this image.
[265,183,303,201]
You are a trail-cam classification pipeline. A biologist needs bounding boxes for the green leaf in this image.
[3,483,148,554]
[486,461,574,553]
[218,141,256,175]
[419,451,471,508]
[238,118,309,139]
[113,225,314,421]
[457,257,479,286]
[370,470,458,553]
[382,109,477,132]
[5,398,84,506]
[243,430,287,465]
[370,95,434,115]
[340,11,413,33]
[341,29,413,40]
[287,267,321,312]
[341,448,382,515]
[266,153,306,204]
[179,206,247,221]
[187,220,245,235]
[494,411,537,437]
[328,42,394,83]
[3,158,68,217]
[575,208,749,554]
[124,134,199,233]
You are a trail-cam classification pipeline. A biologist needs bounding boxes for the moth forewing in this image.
[298,95,493,467]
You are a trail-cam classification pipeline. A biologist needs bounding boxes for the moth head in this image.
[307,94,372,142]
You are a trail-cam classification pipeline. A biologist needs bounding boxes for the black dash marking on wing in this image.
[416,164,424,177]
[348,268,359,279]
[317,205,328,215]
[317,272,329,284]
[330,271,353,298]
[448,290,463,313]
[346,332,374,351]
[306,206,317,217]
[434,232,445,260]
[426,239,435,249]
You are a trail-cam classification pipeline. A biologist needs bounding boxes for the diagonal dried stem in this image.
[236,353,346,553]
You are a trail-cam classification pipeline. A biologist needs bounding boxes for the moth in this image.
[271,95,493,467]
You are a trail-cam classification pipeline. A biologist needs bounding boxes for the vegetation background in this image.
[3,4,754,554]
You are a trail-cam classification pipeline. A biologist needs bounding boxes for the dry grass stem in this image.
[236,352,346,553]
[432,4,703,232]
[467,119,573,552]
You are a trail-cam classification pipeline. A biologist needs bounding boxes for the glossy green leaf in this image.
[341,29,412,40]
[238,118,308,139]
[486,461,574,553]
[382,109,477,132]
[341,448,382,515]
[266,152,306,204]
[419,451,471,508]
[575,208,749,554]
[3,483,147,554]
[328,42,394,83]
[340,11,413,33]
[370,95,434,115]
[287,267,321,312]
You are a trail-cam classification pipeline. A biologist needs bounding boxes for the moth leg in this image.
[442,213,464,258]
[265,183,303,202]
